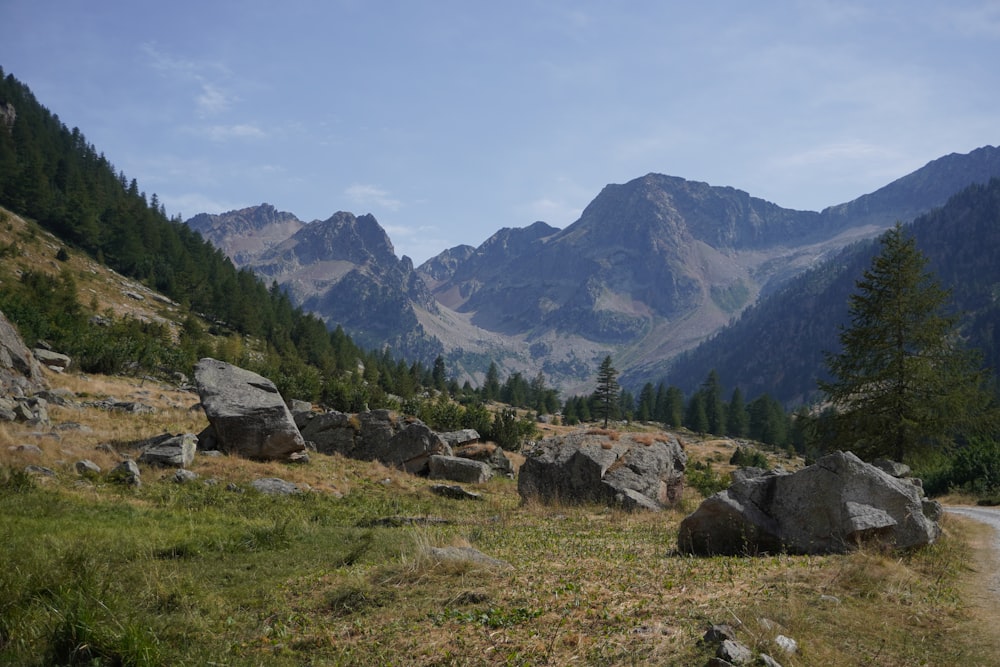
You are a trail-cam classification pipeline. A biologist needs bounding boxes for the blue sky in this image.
[3,1,998,264]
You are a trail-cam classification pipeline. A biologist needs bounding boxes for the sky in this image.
[3,1,999,264]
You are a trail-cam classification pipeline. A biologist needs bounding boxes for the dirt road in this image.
[946,506,1000,602]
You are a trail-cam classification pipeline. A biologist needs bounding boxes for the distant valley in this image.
[186,146,1000,397]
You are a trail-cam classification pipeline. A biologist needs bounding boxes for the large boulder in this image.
[194,358,306,461]
[296,409,451,474]
[0,309,47,398]
[677,450,941,555]
[517,430,687,511]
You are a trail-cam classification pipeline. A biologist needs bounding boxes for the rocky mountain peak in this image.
[185,204,304,266]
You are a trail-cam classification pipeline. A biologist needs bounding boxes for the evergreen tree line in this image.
[0,68,406,406]
[562,367,799,450]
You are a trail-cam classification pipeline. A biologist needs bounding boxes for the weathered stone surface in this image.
[0,309,47,398]
[251,477,301,495]
[430,484,483,501]
[438,429,480,448]
[32,348,71,372]
[678,451,941,555]
[717,639,754,665]
[872,458,912,478]
[109,459,141,487]
[172,469,199,484]
[75,459,101,476]
[428,455,491,484]
[297,409,450,474]
[138,433,197,468]
[453,442,515,479]
[517,430,686,510]
[194,358,305,460]
[424,546,511,569]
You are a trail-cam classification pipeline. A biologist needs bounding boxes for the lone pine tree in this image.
[819,223,993,463]
[594,355,620,428]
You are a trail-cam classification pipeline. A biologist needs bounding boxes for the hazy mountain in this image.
[186,204,304,266]
[187,146,1000,395]
[656,177,1000,406]
[187,209,440,357]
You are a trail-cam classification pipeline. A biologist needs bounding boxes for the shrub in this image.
[686,461,730,497]
[730,446,769,469]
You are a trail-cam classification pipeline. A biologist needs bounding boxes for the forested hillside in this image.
[0,68,404,405]
[659,179,1000,406]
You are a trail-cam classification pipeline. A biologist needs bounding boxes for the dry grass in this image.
[2,369,1000,665]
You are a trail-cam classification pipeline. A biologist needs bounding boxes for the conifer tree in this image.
[819,223,994,462]
[594,355,619,427]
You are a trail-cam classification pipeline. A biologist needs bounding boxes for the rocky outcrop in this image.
[677,450,941,555]
[296,409,450,474]
[0,309,47,397]
[517,430,687,511]
[194,358,306,461]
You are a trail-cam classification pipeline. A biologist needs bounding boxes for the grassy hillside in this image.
[1,367,997,665]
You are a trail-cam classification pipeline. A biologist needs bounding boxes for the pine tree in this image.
[819,223,994,463]
[594,355,619,427]
[726,387,749,437]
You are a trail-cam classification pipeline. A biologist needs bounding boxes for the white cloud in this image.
[345,183,403,211]
[203,123,266,141]
[197,83,233,116]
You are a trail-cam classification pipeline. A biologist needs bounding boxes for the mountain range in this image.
[187,146,1000,396]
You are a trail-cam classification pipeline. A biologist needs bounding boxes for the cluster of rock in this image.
[700,622,797,667]
[1,310,51,425]
[678,450,942,555]
[517,430,687,511]
[193,358,513,484]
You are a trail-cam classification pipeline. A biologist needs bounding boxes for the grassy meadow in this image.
[1,373,998,666]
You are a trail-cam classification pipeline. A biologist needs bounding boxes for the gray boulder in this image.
[677,450,941,555]
[453,442,515,479]
[194,358,305,461]
[428,455,491,483]
[439,429,480,448]
[0,309,47,398]
[75,459,101,476]
[296,409,450,474]
[138,433,197,468]
[32,348,71,372]
[517,430,687,510]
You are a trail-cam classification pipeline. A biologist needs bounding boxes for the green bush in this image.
[686,461,730,497]
[730,446,769,469]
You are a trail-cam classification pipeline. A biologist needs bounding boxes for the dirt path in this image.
[945,507,1000,626]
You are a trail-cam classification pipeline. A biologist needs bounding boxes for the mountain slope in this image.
[417,147,1000,391]
[657,177,1000,406]
[189,208,441,357]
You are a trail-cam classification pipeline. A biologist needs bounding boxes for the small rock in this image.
[109,459,141,487]
[172,469,199,484]
[10,444,43,456]
[431,484,483,500]
[702,624,738,645]
[717,639,753,665]
[24,464,56,477]
[758,655,784,667]
[75,459,101,476]
[774,635,798,655]
[251,477,301,495]
[424,546,511,569]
